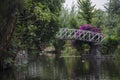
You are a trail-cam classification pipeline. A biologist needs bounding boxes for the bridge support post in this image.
[89,43,102,58]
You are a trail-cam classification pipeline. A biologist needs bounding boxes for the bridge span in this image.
[56,28,104,43]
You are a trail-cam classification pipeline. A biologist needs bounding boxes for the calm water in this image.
[0,55,120,80]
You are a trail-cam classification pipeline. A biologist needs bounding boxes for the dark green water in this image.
[0,55,120,80]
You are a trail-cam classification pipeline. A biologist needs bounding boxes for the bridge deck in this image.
[56,28,104,43]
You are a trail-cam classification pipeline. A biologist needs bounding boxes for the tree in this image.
[0,0,64,69]
[92,9,106,28]
[77,0,95,24]
[102,0,120,55]
[12,0,64,51]
[59,5,79,29]
[105,0,120,27]
[0,0,23,69]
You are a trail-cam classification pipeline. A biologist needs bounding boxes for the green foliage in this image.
[68,6,79,28]
[105,0,120,27]
[62,41,78,56]
[4,57,14,66]
[105,0,120,15]
[12,0,64,50]
[100,0,120,55]
[102,36,119,54]
[92,9,106,28]
[0,0,64,68]
[59,5,80,29]
[77,0,95,24]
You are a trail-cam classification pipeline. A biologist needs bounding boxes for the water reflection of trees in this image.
[26,55,68,80]
[66,56,120,80]
[68,57,103,80]
[103,59,120,80]
[1,55,120,80]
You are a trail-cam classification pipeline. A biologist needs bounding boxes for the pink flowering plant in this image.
[79,24,101,33]
[71,24,101,47]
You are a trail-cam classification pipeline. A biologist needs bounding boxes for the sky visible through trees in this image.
[64,0,108,10]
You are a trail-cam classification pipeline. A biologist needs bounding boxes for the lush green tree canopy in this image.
[12,0,64,50]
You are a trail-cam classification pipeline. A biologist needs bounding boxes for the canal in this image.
[0,54,120,80]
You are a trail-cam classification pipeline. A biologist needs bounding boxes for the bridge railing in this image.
[56,28,104,43]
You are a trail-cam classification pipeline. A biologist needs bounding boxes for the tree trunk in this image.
[0,5,17,69]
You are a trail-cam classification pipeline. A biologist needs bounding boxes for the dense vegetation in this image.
[0,0,120,69]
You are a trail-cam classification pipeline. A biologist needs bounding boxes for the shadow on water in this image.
[0,54,120,80]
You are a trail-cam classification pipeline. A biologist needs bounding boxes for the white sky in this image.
[64,0,108,10]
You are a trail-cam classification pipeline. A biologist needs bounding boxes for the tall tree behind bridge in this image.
[77,0,95,24]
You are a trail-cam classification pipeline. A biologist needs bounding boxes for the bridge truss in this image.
[56,28,104,43]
